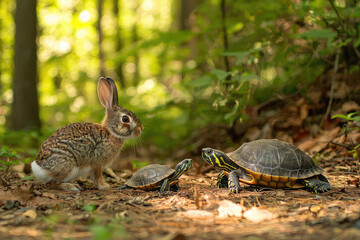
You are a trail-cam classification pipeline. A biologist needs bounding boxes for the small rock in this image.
[217,200,246,218]
[243,207,275,223]
[2,200,21,210]
[22,209,37,220]
[180,210,214,218]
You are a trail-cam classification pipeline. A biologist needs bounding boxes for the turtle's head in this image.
[202,148,234,171]
[173,158,193,178]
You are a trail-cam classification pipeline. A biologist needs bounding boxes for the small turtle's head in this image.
[172,159,192,179]
[175,159,193,176]
[202,148,232,170]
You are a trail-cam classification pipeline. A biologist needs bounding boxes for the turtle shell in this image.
[227,139,324,180]
[125,164,175,189]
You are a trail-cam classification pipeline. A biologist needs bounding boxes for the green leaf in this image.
[240,73,259,81]
[224,101,239,121]
[331,114,348,120]
[294,29,337,47]
[223,51,251,65]
[352,116,360,122]
[89,225,112,240]
[22,175,35,181]
[210,69,231,82]
[354,37,360,48]
[82,204,96,213]
[131,160,148,170]
[0,145,9,156]
[347,111,360,120]
[188,76,212,88]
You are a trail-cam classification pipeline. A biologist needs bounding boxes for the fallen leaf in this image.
[347,178,360,188]
[22,209,37,219]
[243,207,275,223]
[310,204,323,214]
[163,196,188,206]
[179,210,214,219]
[217,200,246,218]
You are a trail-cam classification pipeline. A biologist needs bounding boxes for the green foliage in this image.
[331,112,360,122]
[82,203,97,213]
[89,219,127,240]
[348,144,360,158]
[0,145,23,171]
[0,130,43,157]
[294,29,337,48]
[331,111,360,134]
[332,111,360,157]
[131,160,148,170]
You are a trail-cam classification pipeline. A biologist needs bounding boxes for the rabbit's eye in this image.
[122,115,130,123]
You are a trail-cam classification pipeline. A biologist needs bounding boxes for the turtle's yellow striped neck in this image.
[170,159,192,180]
[204,150,238,172]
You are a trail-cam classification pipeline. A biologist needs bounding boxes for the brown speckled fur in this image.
[36,123,123,181]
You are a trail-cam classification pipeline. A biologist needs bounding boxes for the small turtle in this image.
[117,159,192,192]
[201,139,331,193]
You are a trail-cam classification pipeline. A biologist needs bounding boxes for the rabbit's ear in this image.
[97,77,113,109]
[106,78,119,107]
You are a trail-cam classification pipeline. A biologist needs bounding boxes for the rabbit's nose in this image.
[133,125,143,136]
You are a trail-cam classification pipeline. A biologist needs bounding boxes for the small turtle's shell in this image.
[227,139,323,180]
[126,164,175,189]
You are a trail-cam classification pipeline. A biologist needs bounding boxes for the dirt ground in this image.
[0,163,359,240]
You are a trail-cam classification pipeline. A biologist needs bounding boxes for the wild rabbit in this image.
[31,77,143,191]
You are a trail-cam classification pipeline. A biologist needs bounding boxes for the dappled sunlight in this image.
[79,10,91,22]
[137,78,156,94]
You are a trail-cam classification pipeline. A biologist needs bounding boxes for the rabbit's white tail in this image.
[31,161,51,183]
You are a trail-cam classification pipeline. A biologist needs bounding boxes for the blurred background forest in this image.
[0,0,359,168]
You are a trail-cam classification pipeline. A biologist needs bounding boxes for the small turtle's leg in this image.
[302,175,331,193]
[217,171,228,188]
[116,185,130,190]
[160,179,170,193]
[170,183,180,191]
[228,168,252,193]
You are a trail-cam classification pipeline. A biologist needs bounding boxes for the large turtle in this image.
[201,139,331,193]
[117,159,192,193]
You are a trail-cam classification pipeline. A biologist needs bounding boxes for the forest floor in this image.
[0,165,359,240]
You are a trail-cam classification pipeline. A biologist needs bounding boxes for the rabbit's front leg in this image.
[91,166,111,190]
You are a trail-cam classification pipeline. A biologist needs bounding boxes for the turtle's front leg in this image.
[302,175,331,193]
[160,178,170,193]
[217,171,229,188]
[228,168,251,193]
[228,170,242,193]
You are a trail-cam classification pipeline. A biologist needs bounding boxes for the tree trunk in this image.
[113,0,125,88]
[178,0,196,82]
[97,0,106,77]
[11,0,40,130]
[180,0,195,31]
[132,2,140,86]
[0,0,3,101]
